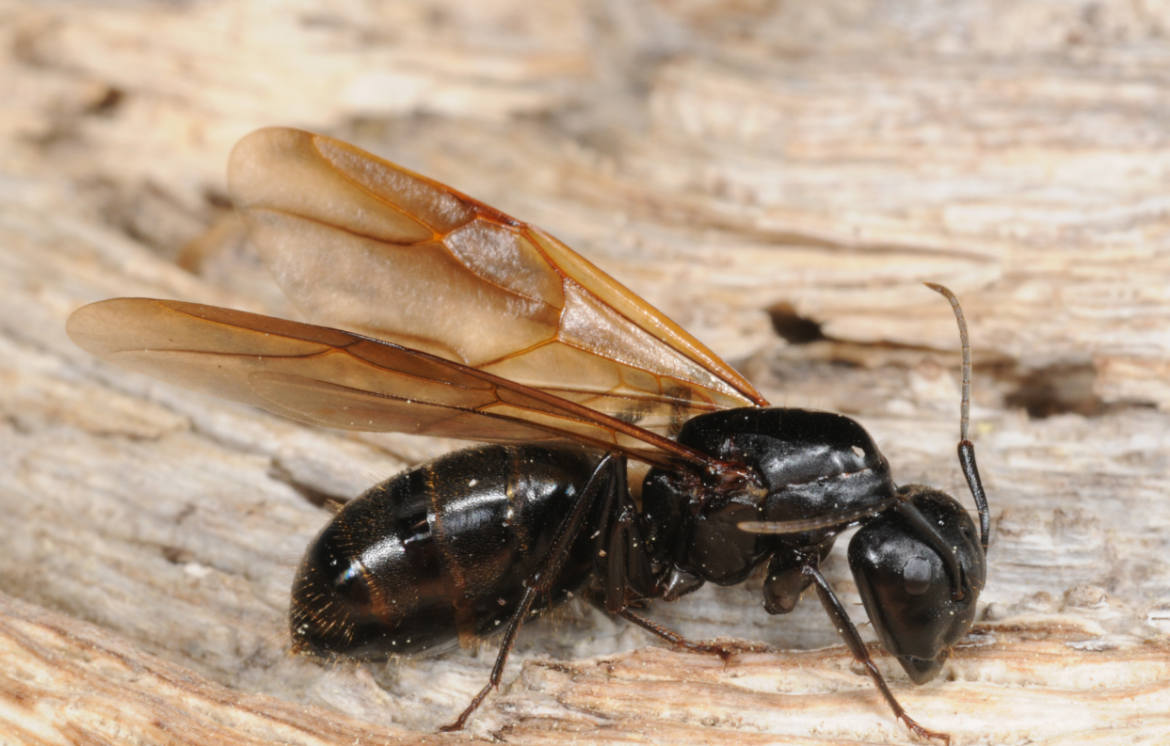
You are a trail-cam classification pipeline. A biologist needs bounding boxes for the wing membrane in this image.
[228,128,767,436]
[66,298,720,470]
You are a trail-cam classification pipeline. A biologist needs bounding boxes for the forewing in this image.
[66,299,716,470]
[228,127,767,437]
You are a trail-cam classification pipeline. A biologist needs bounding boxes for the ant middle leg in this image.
[595,481,768,661]
[616,607,771,661]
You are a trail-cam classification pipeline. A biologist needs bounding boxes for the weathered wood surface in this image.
[2,1,1169,744]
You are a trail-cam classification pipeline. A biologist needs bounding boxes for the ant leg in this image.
[598,461,657,611]
[439,454,619,732]
[594,469,766,661]
[439,585,540,732]
[617,607,770,661]
[762,541,834,614]
[804,565,951,745]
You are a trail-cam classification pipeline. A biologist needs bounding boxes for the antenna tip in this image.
[924,283,962,308]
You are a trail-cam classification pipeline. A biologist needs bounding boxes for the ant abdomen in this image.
[290,445,598,659]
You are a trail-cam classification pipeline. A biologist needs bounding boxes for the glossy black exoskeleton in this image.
[291,445,600,659]
[67,130,991,744]
[291,287,989,743]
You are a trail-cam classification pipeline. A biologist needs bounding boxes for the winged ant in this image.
[68,128,988,743]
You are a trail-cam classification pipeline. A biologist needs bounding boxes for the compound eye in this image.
[902,556,933,596]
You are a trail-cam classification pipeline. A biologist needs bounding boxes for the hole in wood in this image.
[767,302,825,345]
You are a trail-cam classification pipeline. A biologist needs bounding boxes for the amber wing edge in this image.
[230,127,769,420]
[66,298,733,473]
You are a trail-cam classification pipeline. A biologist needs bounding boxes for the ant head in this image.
[847,484,986,683]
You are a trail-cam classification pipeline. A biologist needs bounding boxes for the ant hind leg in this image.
[438,454,620,732]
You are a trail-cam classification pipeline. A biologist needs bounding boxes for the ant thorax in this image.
[641,407,896,589]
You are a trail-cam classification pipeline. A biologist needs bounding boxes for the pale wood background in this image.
[2,1,1169,744]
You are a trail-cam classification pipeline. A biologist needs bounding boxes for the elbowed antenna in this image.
[924,283,990,553]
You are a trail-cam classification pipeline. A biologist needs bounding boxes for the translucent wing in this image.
[66,298,722,471]
[228,128,767,437]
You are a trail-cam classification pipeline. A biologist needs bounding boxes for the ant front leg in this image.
[762,541,834,614]
[804,565,951,745]
[439,454,619,732]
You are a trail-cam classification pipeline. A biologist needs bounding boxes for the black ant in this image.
[68,128,988,743]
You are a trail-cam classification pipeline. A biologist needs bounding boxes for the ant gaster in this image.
[67,128,988,744]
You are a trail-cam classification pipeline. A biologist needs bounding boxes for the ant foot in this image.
[680,638,771,662]
[901,713,951,745]
[437,717,467,733]
[437,682,494,733]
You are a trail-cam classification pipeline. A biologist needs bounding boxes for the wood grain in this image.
[2,1,1168,744]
